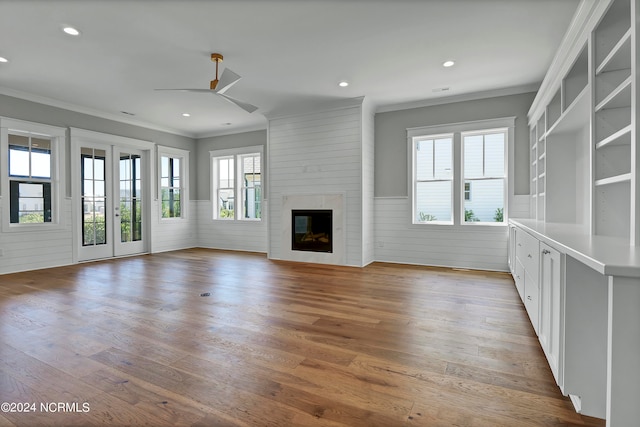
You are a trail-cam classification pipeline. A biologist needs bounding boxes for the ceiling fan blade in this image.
[215,68,241,94]
[154,88,215,92]
[218,93,258,113]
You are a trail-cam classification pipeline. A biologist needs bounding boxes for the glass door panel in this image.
[114,148,145,257]
[78,145,112,261]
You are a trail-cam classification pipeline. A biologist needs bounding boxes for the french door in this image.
[75,138,150,262]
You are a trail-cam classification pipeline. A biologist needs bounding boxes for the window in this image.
[240,153,261,219]
[463,130,506,223]
[158,146,189,220]
[211,146,262,221]
[216,156,235,219]
[1,118,64,230]
[409,117,513,226]
[81,148,107,245]
[161,156,181,218]
[412,134,453,223]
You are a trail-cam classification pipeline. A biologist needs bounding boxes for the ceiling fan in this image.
[156,53,258,113]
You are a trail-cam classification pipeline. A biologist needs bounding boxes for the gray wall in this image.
[374,92,535,197]
[195,129,267,200]
[0,94,197,197]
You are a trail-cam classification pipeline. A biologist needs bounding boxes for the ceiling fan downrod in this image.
[210,53,223,90]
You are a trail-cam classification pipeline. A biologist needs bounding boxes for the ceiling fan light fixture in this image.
[63,26,80,36]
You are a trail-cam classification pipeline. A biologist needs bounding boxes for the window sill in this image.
[2,222,66,233]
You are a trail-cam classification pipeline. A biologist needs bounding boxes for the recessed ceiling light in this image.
[182,113,191,117]
[63,27,80,36]
[338,81,349,87]
[0,57,8,63]
[443,60,455,67]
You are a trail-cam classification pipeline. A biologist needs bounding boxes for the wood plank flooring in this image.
[0,248,605,426]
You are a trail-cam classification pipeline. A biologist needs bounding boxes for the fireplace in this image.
[291,209,332,253]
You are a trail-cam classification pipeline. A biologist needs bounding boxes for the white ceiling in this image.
[0,0,580,138]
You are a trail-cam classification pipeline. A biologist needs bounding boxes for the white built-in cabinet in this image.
[511,0,640,425]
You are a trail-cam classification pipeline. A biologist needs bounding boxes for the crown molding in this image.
[527,0,610,123]
[0,86,196,138]
[376,84,539,114]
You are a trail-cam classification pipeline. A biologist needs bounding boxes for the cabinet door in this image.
[524,269,540,334]
[539,243,563,387]
[514,258,525,301]
[508,225,517,274]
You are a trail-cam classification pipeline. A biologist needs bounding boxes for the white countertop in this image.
[510,219,640,277]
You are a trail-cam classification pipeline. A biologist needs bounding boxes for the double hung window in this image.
[410,118,512,225]
[158,146,189,220]
[412,134,453,223]
[1,118,64,229]
[211,147,262,221]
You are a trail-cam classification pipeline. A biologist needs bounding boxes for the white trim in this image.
[70,128,156,262]
[379,84,539,114]
[158,145,190,222]
[0,86,194,138]
[70,127,155,150]
[0,117,66,233]
[210,145,264,222]
[527,0,608,123]
[408,117,516,138]
[408,117,514,228]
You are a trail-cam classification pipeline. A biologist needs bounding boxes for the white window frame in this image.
[158,146,189,221]
[0,117,66,232]
[408,117,514,227]
[210,145,263,221]
[411,132,454,224]
[461,128,508,225]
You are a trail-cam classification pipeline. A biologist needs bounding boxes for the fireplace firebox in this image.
[291,209,332,253]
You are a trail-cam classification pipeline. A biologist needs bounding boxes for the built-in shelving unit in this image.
[593,0,633,241]
[516,0,640,424]
[528,0,636,244]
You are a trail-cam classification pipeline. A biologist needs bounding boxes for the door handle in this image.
[542,249,551,255]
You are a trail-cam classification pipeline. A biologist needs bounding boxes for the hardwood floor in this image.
[0,248,605,427]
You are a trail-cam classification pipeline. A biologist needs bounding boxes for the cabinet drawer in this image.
[516,229,540,278]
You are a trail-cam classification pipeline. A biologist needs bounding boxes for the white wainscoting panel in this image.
[151,200,198,253]
[374,197,509,271]
[196,200,268,253]
[0,197,74,274]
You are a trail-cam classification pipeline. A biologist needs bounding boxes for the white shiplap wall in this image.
[361,100,375,266]
[0,197,74,274]
[375,197,509,271]
[151,200,198,253]
[268,102,369,266]
[196,200,268,253]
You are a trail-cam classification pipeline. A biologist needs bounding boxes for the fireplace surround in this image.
[280,193,345,265]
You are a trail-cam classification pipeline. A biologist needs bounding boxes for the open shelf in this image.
[594,0,631,68]
[595,173,631,187]
[596,28,631,75]
[595,75,631,112]
[546,86,589,137]
[547,90,562,130]
[595,125,631,149]
[563,44,589,110]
